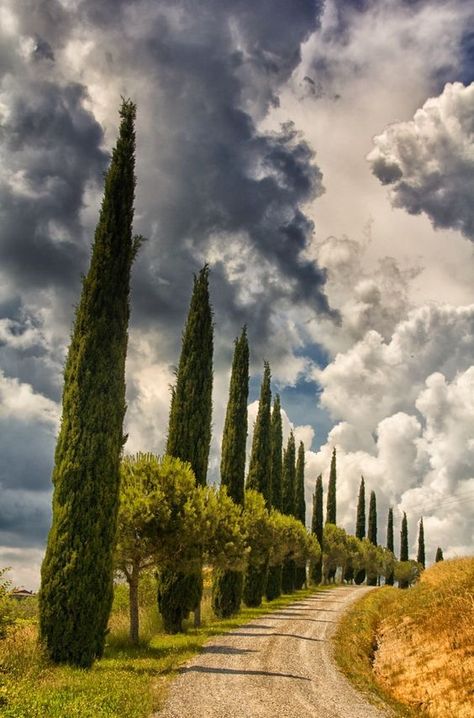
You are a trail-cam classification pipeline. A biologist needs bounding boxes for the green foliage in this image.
[367,490,378,585]
[212,569,244,618]
[354,477,366,584]
[242,490,272,607]
[310,475,323,584]
[294,441,307,589]
[400,511,409,584]
[0,567,14,639]
[394,560,422,589]
[326,447,337,525]
[39,100,139,668]
[265,565,282,601]
[157,569,203,633]
[246,362,272,505]
[220,327,249,505]
[282,432,296,517]
[417,517,425,569]
[270,395,283,512]
[385,508,395,585]
[435,546,444,562]
[166,264,213,487]
[323,523,348,582]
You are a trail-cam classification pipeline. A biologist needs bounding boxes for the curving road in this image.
[157,585,392,718]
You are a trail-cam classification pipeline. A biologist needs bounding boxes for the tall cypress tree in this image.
[354,476,366,585]
[266,395,283,601]
[294,441,307,589]
[310,475,323,584]
[39,101,140,667]
[212,328,249,618]
[243,363,272,607]
[160,265,214,632]
[281,432,296,593]
[399,511,409,589]
[246,362,272,504]
[417,517,425,569]
[435,546,444,562]
[326,447,337,525]
[367,490,378,586]
[385,507,395,585]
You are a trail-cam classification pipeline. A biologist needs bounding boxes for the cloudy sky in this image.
[1,0,473,588]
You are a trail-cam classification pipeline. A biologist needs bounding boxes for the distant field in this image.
[334,557,474,717]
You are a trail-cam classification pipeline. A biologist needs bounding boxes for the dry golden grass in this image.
[374,558,474,718]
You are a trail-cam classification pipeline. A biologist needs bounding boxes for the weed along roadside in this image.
[333,557,474,718]
[0,585,332,718]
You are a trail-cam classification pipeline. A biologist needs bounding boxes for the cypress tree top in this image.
[246,362,272,505]
[311,474,323,547]
[400,512,409,561]
[270,394,283,511]
[282,431,296,516]
[417,516,425,568]
[435,546,444,562]
[326,447,337,524]
[39,100,139,667]
[355,476,366,540]
[368,490,377,546]
[295,441,306,525]
[166,265,214,486]
[220,327,249,505]
[387,507,394,553]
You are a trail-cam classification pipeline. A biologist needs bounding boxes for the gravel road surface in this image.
[157,585,392,718]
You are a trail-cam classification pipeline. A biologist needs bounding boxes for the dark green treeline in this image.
[281,432,297,593]
[354,477,366,585]
[212,328,249,618]
[39,101,140,667]
[399,511,409,588]
[294,441,307,589]
[417,517,425,569]
[367,490,378,586]
[265,395,284,601]
[435,546,444,562]
[160,265,214,632]
[326,447,337,525]
[243,362,272,607]
[310,475,323,584]
[385,507,395,585]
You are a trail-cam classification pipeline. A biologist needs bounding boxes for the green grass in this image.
[0,583,332,717]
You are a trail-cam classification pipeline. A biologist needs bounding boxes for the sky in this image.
[1,0,473,588]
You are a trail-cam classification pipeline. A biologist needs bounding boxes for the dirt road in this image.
[157,585,392,718]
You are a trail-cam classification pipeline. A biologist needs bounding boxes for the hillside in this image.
[335,557,474,717]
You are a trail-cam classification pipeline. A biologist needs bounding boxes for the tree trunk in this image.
[129,567,140,645]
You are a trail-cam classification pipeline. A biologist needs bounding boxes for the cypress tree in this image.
[354,476,366,585]
[161,264,213,631]
[243,362,272,607]
[417,517,425,569]
[326,447,337,525]
[367,490,378,586]
[265,395,283,601]
[310,475,323,584]
[246,362,272,504]
[281,432,296,593]
[294,441,307,589]
[399,511,409,589]
[385,507,395,585]
[39,100,140,667]
[435,546,444,562]
[212,328,249,618]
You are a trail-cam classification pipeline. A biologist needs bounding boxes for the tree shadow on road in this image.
[180,666,310,680]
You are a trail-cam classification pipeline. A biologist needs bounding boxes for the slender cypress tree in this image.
[435,546,444,562]
[354,476,366,584]
[367,490,378,585]
[161,265,214,632]
[417,517,425,569]
[281,432,296,592]
[399,511,409,589]
[385,507,395,585]
[243,363,272,607]
[246,362,272,504]
[326,447,337,525]
[266,395,283,601]
[294,441,307,589]
[212,328,249,618]
[39,100,140,667]
[310,475,323,584]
